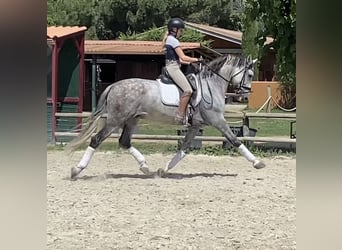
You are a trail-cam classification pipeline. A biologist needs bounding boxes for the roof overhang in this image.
[84,40,201,55]
[47,26,87,40]
[185,22,242,45]
[185,22,273,46]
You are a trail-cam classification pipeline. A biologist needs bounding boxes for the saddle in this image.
[159,67,175,85]
[157,67,202,125]
[158,67,201,105]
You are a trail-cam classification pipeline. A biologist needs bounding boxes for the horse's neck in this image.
[197,74,227,103]
[199,72,228,93]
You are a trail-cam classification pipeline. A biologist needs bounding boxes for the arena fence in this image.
[54,112,296,145]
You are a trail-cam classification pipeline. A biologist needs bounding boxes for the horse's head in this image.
[220,55,257,95]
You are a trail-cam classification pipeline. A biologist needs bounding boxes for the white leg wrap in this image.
[128,147,145,166]
[78,146,95,169]
[238,144,256,162]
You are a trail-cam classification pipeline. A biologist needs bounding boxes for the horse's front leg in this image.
[157,126,200,177]
[214,118,265,169]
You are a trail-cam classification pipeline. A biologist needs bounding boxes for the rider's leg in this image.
[165,62,193,124]
[175,92,191,122]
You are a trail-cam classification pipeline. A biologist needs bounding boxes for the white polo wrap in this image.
[238,144,256,162]
[128,147,145,165]
[78,146,95,168]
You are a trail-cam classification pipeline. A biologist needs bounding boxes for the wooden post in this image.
[242,113,250,127]
[77,35,85,127]
[51,40,59,144]
[266,85,271,113]
[91,57,97,112]
[73,35,85,128]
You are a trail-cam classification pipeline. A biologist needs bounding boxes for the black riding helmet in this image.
[167,18,185,32]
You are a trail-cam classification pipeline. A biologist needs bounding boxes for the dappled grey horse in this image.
[66,54,265,179]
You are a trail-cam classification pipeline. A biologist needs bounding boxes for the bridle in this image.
[200,60,253,94]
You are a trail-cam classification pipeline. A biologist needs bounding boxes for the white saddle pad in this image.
[157,74,202,107]
[158,79,180,106]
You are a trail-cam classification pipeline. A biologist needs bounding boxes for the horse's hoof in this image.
[156,168,167,178]
[253,160,266,169]
[71,166,82,180]
[139,164,151,175]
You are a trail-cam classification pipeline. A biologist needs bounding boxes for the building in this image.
[47,26,87,143]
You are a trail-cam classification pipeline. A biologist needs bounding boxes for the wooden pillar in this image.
[74,35,85,126]
[51,38,64,144]
[91,57,97,112]
[242,112,250,127]
[51,40,59,144]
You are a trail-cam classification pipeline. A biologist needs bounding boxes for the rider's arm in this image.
[179,57,190,65]
[175,47,199,63]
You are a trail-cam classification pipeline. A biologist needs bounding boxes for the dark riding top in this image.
[164,35,180,63]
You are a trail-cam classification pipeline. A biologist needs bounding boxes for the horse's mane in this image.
[201,54,252,78]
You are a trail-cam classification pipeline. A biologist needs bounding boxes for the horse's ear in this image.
[252,59,257,64]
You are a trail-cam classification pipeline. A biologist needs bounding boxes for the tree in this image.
[241,3,260,80]
[242,0,296,108]
[118,26,212,48]
[47,0,244,40]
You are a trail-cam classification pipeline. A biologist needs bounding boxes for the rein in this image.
[200,61,231,83]
[200,60,251,92]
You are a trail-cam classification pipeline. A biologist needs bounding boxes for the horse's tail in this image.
[65,85,113,153]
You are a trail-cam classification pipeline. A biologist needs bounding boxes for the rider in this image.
[162,17,202,125]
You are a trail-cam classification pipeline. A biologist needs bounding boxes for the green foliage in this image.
[48,141,295,157]
[242,0,296,108]
[118,26,177,42]
[178,29,213,48]
[47,0,244,40]
[185,0,242,30]
[137,118,291,138]
[242,19,260,80]
[118,26,212,47]
[118,27,166,41]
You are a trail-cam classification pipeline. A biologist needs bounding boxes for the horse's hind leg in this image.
[71,125,116,179]
[119,118,150,175]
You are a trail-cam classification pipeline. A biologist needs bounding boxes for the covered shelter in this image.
[47,25,87,144]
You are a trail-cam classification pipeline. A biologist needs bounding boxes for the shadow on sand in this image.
[70,172,238,181]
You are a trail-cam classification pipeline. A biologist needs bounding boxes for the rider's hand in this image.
[192,58,204,65]
[196,58,204,63]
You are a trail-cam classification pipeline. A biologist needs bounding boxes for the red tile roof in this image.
[84,40,201,55]
[47,26,87,39]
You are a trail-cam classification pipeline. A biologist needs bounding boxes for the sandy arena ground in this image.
[47,150,296,250]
